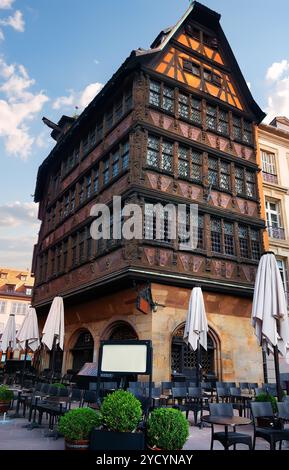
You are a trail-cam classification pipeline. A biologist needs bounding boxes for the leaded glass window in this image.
[218,110,229,135]
[208,157,218,187]
[251,229,260,260]
[206,105,217,131]
[103,158,110,185]
[93,168,99,193]
[243,120,253,144]
[246,170,256,198]
[86,175,91,199]
[233,116,242,140]
[122,141,129,169]
[149,81,161,107]
[112,150,120,178]
[211,218,221,253]
[163,86,174,112]
[178,146,189,178]
[191,98,202,124]
[191,151,202,182]
[147,136,159,168]
[198,214,204,249]
[235,167,244,195]
[224,222,235,255]
[178,93,189,119]
[220,161,230,191]
[239,225,249,258]
[161,141,174,173]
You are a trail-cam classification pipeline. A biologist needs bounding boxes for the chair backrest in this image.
[201,382,212,391]
[89,382,97,391]
[248,382,258,390]
[282,395,289,403]
[172,387,187,399]
[127,387,144,396]
[277,401,289,419]
[188,387,202,398]
[48,385,58,396]
[277,401,289,420]
[189,382,197,388]
[216,386,229,397]
[35,383,42,392]
[264,383,277,395]
[150,387,161,399]
[142,382,155,389]
[230,387,241,396]
[102,382,118,390]
[70,388,82,401]
[254,387,264,397]
[224,382,236,389]
[209,403,234,417]
[58,387,69,397]
[83,390,97,404]
[41,383,50,394]
[161,382,172,394]
[216,381,226,388]
[128,381,142,389]
[239,382,249,390]
[250,401,274,422]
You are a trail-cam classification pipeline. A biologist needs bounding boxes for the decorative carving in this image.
[244,200,249,215]
[205,258,211,272]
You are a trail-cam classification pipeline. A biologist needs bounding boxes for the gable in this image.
[151,45,243,110]
[145,2,265,121]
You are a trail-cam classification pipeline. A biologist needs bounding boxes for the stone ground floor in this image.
[0,412,287,451]
[37,283,265,384]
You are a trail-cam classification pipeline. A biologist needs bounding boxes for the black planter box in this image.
[90,429,145,450]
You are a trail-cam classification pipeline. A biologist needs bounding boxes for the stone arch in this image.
[64,327,94,373]
[170,322,221,380]
[100,319,139,341]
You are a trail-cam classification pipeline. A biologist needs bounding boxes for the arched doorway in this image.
[71,330,94,373]
[107,321,138,340]
[171,324,219,380]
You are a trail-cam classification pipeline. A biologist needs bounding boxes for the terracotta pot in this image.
[0,401,10,414]
[65,439,90,451]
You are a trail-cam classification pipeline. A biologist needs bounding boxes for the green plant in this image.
[101,390,142,433]
[52,383,66,389]
[58,407,102,441]
[0,385,13,402]
[255,392,278,413]
[147,407,189,450]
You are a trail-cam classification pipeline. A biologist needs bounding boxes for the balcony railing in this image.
[262,171,278,184]
[267,225,285,240]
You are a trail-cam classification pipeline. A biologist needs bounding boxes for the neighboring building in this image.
[32,2,266,383]
[259,116,289,377]
[0,267,34,360]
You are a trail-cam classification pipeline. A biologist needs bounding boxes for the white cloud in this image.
[266,60,289,82]
[0,9,24,32]
[0,57,49,159]
[0,200,39,269]
[0,0,14,9]
[0,201,38,228]
[52,82,103,111]
[264,59,289,123]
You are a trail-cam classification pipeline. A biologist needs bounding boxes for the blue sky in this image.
[0,0,289,268]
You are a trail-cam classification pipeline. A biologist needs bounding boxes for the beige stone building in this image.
[0,267,34,360]
[259,116,289,377]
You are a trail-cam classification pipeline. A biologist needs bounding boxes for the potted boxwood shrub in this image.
[90,390,144,450]
[52,383,66,389]
[0,385,13,414]
[147,407,189,450]
[58,407,102,450]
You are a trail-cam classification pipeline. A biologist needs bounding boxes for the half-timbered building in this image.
[32,2,266,383]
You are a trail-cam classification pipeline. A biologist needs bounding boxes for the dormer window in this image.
[20,274,27,282]
[0,272,8,279]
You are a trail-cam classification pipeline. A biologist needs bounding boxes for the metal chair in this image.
[187,387,208,425]
[209,403,252,450]
[239,382,249,391]
[68,388,83,409]
[216,386,230,403]
[82,390,98,407]
[250,401,289,450]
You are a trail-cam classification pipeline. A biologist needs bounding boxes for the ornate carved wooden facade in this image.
[32,2,265,313]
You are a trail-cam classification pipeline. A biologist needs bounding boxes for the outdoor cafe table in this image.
[201,415,252,450]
